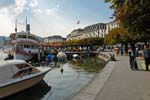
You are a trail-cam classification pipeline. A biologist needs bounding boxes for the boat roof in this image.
[0,60,26,68]
[11,31,37,37]
[0,60,30,84]
[12,39,38,44]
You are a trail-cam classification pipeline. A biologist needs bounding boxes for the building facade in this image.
[67,29,84,41]
[106,20,118,34]
[67,23,107,41]
[44,35,65,43]
[84,23,106,38]
[67,20,118,41]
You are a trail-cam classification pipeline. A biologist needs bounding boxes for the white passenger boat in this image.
[4,17,41,61]
[8,31,40,61]
[0,60,51,99]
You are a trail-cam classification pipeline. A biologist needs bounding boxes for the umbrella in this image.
[114,47,119,51]
[73,54,78,58]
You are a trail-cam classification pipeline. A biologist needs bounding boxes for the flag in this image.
[77,20,80,24]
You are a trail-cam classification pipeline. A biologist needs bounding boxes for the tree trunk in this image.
[124,42,128,54]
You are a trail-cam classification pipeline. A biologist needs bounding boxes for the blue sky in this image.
[0,0,114,37]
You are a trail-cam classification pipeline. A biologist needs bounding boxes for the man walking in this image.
[129,47,138,70]
[143,45,150,71]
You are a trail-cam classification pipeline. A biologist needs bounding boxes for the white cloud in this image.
[45,8,55,16]
[45,4,60,16]
[0,0,29,36]
[15,0,27,7]
[15,0,27,14]
[0,8,14,36]
[0,7,8,15]
[0,1,73,37]
[14,0,39,15]
[0,0,29,17]
[33,8,42,14]
[30,0,38,7]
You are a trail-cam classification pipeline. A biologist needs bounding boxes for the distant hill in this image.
[0,36,10,42]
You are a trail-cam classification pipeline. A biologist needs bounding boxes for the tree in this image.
[105,0,150,44]
[104,25,127,45]
[62,37,104,47]
[104,29,118,45]
[104,24,139,52]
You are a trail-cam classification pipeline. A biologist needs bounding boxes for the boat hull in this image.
[0,72,48,99]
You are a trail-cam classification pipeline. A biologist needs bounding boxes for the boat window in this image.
[23,35,27,39]
[14,63,32,78]
[24,45,29,48]
[28,36,32,39]
[28,35,36,40]
[33,45,38,49]
[16,63,30,69]
[30,45,34,48]
[18,35,21,38]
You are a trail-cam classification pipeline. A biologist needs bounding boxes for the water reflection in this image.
[0,52,8,61]
[43,63,96,100]
[0,52,105,100]
[70,57,106,73]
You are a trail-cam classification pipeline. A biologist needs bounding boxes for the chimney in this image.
[26,16,30,33]
[15,19,17,32]
[26,24,30,33]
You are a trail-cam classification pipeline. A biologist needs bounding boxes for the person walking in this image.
[121,47,124,56]
[129,47,138,70]
[47,52,55,65]
[116,47,119,56]
[53,49,58,67]
[143,45,150,71]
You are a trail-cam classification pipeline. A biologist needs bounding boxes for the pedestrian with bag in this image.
[129,47,138,70]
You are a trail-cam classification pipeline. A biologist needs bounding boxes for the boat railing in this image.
[18,66,32,72]
[31,62,49,67]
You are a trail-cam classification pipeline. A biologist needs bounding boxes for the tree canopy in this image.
[105,0,150,43]
[62,37,104,47]
[104,24,137,45]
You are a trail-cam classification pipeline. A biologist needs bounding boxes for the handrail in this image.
[18,66,32,72]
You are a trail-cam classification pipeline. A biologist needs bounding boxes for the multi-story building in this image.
[106,20,118,34]
[66,20,118,41]
[84,23,106,38]
[67,29,84,41]
[44,35,65,43]
[67,23,107,40]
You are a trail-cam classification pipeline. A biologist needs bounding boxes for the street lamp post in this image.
[97,25,99,37]
[2,36,5,51]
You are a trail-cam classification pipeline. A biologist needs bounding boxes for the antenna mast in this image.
[26,16,27,32]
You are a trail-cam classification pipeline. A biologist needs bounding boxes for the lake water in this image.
[0,52,105,100]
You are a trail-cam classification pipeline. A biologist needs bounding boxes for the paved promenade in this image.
[70,55,150,100]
